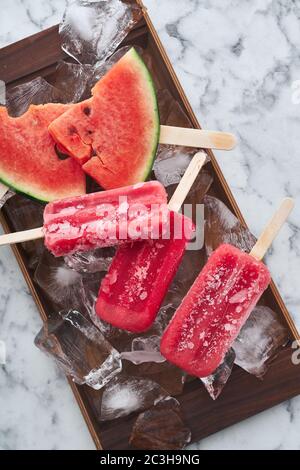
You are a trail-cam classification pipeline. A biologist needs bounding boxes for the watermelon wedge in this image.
[48,48,160,190]
[0,104,86,202]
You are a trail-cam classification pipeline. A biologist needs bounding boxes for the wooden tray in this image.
[0,1,299,450]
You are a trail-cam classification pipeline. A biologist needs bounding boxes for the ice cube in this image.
[35,250,106,315]
[92,301,185,396]
[168,246,206,309]
[233,305,289,378]
[91,44,142,83]
[87,296,184,395]
[122,326,185,397]
[154,89,196,188]
[88,43,157,93]
[5,195,44,231]
[129,397,191,450]
[50,61,93,102]
[154,150,195,187]
[84,278,133,348]
[99,374,167,421]
[78,271,109,321]
[146,302,175,337]
[157,89,192,127]
[154,89,213,202]
[60,0,142,65]
[200,348,235,400]
[132,335,161,353]
[0,189,15,210]
[121,335,166,365]
[123,360,185,397]
[64,247,114,273]
[34,250,84,309]
[4,195,44,268]
[6,77,63,117]
[35,309,122,390]
[89,298,173,352]
[6,60,95,118]
[204,195,256,256]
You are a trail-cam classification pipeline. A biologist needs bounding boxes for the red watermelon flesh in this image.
[0,104,86,202]
[48,48,160,190]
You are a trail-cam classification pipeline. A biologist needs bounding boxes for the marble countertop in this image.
[0,0,300,450]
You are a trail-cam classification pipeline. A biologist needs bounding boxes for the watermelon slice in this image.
[48,48,160,190]
[0,104,86,202]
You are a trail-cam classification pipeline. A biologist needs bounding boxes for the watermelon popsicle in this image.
[0,181,169,256]
[160,198,294,377]
[45,181,170,257]
[95,152,207,332]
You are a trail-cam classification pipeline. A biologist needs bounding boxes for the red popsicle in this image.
[43,181,168,256]
[160,199,294,377]
[96,211,195,332]
[0,181,169,254]
[95,152,207,332]
[160,244,270,376]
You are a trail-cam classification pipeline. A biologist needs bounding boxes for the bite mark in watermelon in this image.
[0,104,86,202]
[48,48,160,190]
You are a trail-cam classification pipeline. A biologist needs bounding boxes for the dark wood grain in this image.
[0,26,64,84]
[0,9,299,451]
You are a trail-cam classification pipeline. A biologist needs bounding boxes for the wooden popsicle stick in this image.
[168,151,207,212]
[0,182,8,200]
[0,152,208,247]
[160,125,237,151]
[250,198,294,261]
[0,226,44,246]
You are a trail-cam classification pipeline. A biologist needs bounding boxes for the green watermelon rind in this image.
[0,174,49,204]
[0,173,85,204]
[0,104,86,203]
[130,48,160,182]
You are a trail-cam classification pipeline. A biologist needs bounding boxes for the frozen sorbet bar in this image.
[96,212,195,332]
[160,243,271,377]
[44,181,167,257]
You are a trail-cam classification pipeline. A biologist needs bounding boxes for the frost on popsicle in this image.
[99,374,168,421]
[129,397,191,450]
[201,348,235,400]
[233,305,289,378]
[59,0,142,65]
[35,310,122,390]
[204,195,256,256]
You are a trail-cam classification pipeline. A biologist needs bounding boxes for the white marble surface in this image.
[0,0,300,450]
